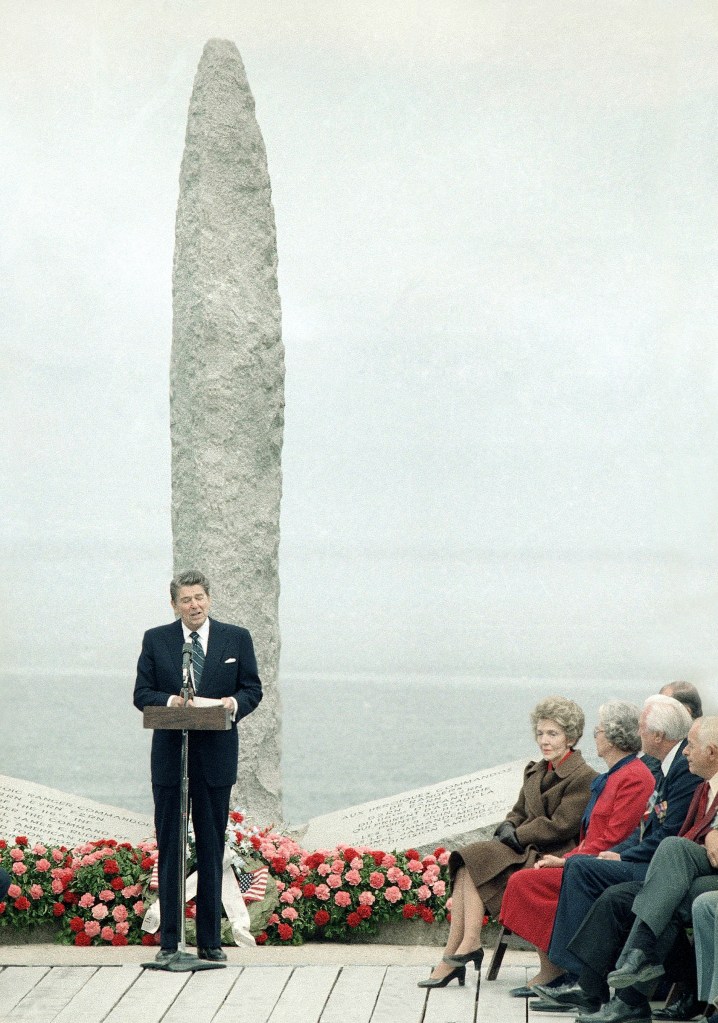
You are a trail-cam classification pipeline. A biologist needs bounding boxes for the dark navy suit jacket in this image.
[133,617,262,787]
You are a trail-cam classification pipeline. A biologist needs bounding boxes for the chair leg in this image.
[487,925,511,980]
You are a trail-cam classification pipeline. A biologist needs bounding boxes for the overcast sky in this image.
[3,1,718,684]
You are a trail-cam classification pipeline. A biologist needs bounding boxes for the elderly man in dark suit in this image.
[530,695,698,1011]
[134,570,262,964]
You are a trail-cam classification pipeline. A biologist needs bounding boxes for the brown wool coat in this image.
[450,750,597,917]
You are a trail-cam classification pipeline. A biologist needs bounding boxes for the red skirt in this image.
[499,865,564,952]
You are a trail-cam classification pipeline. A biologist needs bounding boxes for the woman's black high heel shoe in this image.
[444,947,484,971]
[417,964,467,988]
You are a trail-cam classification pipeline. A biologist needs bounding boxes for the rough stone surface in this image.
[171,40,284,824]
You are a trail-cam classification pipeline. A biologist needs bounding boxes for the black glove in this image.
[494,821,524,854]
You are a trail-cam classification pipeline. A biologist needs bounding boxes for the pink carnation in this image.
[32,844,47,855]
[275,880,286,892]
[350,857,363,871]
[369,872,385,889]
[84,920,101,937]
[112,905,128,923]
[345,869,362,886]
[407,859,423,873]
[280,891,295,904]
[331,859,344,874]
[281,907,298,921]
[115,921,130,935]
[29,884,43,900]
[422,868,439,884]
[133,901,145,916]
[423,854,437,865]
[101,926,114,941]
[384,886,402,903]
[326,873,342,889]
[122,884,142,899]
[397,874,412,891]
[268,913,280,925]
[386,866,402,883]
[334,891,351,907]
[51,879,64,895]
[9,848,24,861]
[358,891,375,906]
[316,863,330,877]
[52,849,65,862]
[315,884,331,901]
[438,851,450,866]
[12,863,27,875]
[99,889,115,902]
[416,885,431,902]
[432,880,446,897]
[35,859,51,873]
[92,904,109,920]
[287,863,301,878]
[381,854,396,868]
[7,884,21,899]
[79,893,96,909]
[288,886,302,900]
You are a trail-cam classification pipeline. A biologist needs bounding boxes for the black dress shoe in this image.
[154,948,178,964]
[607,948,664,989]
[444,947,484,971]
[532,1000,585,1013]
[533,981,600,1012]
[509,985,540,997]
[417,965,466,988]
[577,995,651,1023]
[198,947,227,962]
[653,992,706,1020]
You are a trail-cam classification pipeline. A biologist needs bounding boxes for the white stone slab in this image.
[3,965,94,1022]
[161,966,240,1023]
[50,966,143,1023]
[0,967,50,1016]
[0,775,152,846]
[267,966,340,1023]
[319,965,386,1023]
[370,966,430,1023]
[299,761,526,852]
[213,966,292,1023]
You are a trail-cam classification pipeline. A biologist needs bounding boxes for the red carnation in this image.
[277,923,293,941]
[229,811,244,823]
[250,836,262,850]
[347,912,361,928]
[69,916,85,932]
[141,934,157,946]
[14,896,30,911]
[343,847,359,863]
[402,904,418,919]
[305,852,325,869]
[434,847,446,857]
[272,857,288,874]
[119,842,133,850]
[419,907,434,923]
[371,851,384,866]
[112,934,128,946]
[302,883,316,898]
[255,931,268,945]
[406,849,419,860]
[103,859,120,876]
[74,932,91,946]
[64,892,79,905]
[0,902,6,915]
[52,903,65,917]
[357,905,372,919]
[110,877,125,891]
[314,909,330,926]
[141,857,155,871]
[0,840,6,849]
[15,836,28,847]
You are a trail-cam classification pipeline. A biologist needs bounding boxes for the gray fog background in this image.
[3,1,718,689]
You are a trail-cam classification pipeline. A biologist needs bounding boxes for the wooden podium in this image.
[141,703,231,972]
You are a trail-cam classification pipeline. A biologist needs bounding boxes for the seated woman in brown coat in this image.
[419,695,596,988]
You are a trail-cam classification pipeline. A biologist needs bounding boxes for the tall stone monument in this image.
[171,40,284,824]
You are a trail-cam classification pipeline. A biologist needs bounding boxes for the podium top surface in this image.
[142,706,231,731]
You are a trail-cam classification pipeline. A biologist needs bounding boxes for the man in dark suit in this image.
[533,694,698,1007]
[538,715,718,1023]
[0,868,11,902]
[133,569,262,964]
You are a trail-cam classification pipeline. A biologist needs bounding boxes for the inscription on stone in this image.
[300,760,525,852]
[0,775,153,846]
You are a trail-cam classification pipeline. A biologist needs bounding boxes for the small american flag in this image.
[237,867,269,903]
[150,863,159,891]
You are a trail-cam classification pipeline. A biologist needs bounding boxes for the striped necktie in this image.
[190,631,205,692]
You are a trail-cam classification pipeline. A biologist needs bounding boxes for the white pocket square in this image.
[224,657,237,664]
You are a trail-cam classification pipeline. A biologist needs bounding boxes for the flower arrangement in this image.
[0,819,453,947]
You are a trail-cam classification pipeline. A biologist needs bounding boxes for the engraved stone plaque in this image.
[298,760,526,852]
[0,775,153,846]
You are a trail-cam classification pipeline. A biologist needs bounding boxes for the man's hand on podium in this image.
[170,695,195,708]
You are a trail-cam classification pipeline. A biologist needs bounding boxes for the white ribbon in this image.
[142,844,255,947]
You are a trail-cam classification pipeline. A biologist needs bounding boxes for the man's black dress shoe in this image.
[509,985,540,998]
[533,980,600,1012]
[607,948,664,989]
[532,999,586,1013]
[154,948,178,964]
[577,995,651,1023]
[198,947,227,962]
[653,992,705,1021]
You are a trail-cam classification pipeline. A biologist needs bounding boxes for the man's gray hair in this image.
[170,570,210,603]
[643,694,692,741]
[695,716,718,748]
[598,701,642,754]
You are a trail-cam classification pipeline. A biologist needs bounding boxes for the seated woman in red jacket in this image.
[499,700,656,994]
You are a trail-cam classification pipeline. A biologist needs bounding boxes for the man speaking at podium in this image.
[133,570,263,963]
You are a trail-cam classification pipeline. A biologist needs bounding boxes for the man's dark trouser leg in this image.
[191,780,232,950]
[153,783,181,950]
[567,881,642,1001]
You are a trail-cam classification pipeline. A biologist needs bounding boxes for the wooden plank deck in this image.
[0,960,598,1023]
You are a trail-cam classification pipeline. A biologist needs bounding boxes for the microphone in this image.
[181,642,196,700]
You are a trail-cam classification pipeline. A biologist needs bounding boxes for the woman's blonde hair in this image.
[530,696,585,746]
